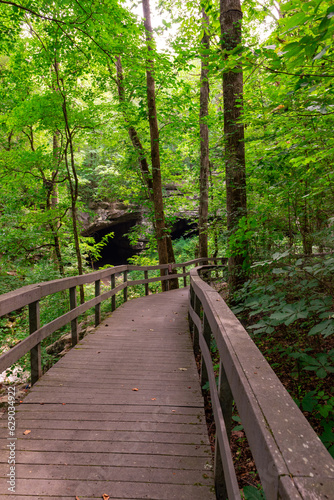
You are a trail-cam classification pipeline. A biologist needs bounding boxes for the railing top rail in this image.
[0,258,226,317]
[189,266,334,499]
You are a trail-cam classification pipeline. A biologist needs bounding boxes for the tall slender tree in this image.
[220,0,247,294]
[142,0,178,290]
[199,7,210,260]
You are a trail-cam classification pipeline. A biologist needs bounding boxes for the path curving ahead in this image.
[0,288,215,499]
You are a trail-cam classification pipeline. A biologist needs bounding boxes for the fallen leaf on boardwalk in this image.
[132,388,139,391]
[151,398,156,400]
[23,430,31,435]
[179,368,187,371]
[75,497,80,500]
[102,495,110,500]
[149,329,154,331]
[172,410,176,412]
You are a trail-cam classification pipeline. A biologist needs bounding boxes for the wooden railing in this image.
[189,266,334,500]
[0,258,223,385]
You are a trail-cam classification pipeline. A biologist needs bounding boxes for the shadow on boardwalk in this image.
[0,288,216,499]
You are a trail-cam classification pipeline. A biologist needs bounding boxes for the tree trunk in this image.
[199,9,210,261]
[50,131,64,275]
[300,180,313,255]
[220,0,248,296]
[54,61,84,302]
[115,56,178,288]
[142,0,177,290]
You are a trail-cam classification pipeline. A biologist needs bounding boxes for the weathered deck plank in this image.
[0,288,215,499]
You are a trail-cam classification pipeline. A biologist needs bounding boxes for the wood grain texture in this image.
[0,288,215,499]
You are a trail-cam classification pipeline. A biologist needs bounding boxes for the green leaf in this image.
[242,485,266,500]
[302,391,318,412]
[285,12,307,30]
[313,46,329,60]
[309,320,334,337]
[316,367,328,379]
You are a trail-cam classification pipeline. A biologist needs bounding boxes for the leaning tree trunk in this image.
[199,8,210,261]
[115,57,178,289]
[220,0,248,296]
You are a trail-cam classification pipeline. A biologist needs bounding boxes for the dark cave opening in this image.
[89,218,197,268]
[90,220,143,268]
[170,218,197,240]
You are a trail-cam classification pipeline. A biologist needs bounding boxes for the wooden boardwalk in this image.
[0,288,215,499]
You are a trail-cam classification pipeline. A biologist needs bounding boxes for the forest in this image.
[0,0,333,488]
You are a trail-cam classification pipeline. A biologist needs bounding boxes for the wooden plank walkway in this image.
[0,288,216,499]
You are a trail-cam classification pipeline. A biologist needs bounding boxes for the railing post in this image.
[214,360,233,499]
[29,301,41,385]
[69,286,78,346]
[200,313,211,388]
[183,266,187,287]
[123,270,128,302]
[111,274,116,312]
[95,279,101,327]
[193,294,201,355]
[189,283,194,333]
[165,267,169,291]
[144,270,149,296]
[160,267,167,292]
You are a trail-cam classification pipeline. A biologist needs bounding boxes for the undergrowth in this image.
[231,252,334,458]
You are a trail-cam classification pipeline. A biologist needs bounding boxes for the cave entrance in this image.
[90,220,143,268]
[171,219,197,240]
[88,217,197,269]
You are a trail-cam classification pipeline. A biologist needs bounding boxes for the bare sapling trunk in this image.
[54,61,85,303]
[300,180,313,255]
[220,0,248,296]
[50,131,64,275]
[199,8,210,261]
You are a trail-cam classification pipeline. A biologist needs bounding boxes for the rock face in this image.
[80,201,143,237]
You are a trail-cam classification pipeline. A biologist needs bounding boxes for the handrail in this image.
[189,266,334,499]
[0,257,225,384]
